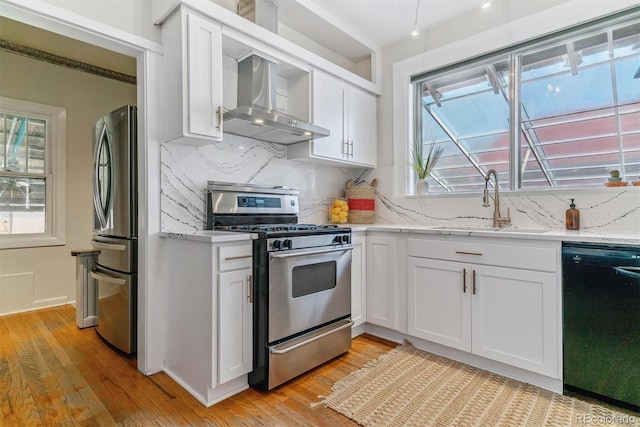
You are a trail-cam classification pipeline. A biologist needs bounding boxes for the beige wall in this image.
[0,50,136,315]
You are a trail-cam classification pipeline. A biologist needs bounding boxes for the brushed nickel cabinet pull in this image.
[216,106,223,132]
[463,268,467,293]
[248,275,253,304]
[224,254,252,261]
[456,251,483,256]
[472,270,477,295]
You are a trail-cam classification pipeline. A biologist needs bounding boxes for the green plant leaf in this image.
[411,137,443,179]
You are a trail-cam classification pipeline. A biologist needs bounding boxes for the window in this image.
[0,97,66,248]
[410,12,640,194]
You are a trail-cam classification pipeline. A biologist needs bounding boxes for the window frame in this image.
[0,97,66,249]
[393,6,640,197]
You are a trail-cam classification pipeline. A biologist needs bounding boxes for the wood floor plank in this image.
[0,305,394,426]
[30,318,110,425]
[0,314,44,426]
[7,313,83,426]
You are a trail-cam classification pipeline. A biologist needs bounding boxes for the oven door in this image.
[268,245,352,343]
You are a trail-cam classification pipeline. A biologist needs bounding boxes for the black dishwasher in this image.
[562,242,640,410]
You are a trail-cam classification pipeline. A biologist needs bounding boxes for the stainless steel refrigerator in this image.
[90,105,137,355]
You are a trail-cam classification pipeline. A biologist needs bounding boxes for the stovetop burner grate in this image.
[217,223,342,233]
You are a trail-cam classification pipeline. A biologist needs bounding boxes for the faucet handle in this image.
[499,208,511,225]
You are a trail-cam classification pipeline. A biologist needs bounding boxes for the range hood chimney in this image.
[238,0,278,34]
[223,55,330,144]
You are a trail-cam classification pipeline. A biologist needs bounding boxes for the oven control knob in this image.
[283,239,292,249]
[333,235,343,245]
[272,240,282,250]
[342,235,350,244]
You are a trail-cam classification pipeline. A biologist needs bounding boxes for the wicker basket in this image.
[345,179,377,224]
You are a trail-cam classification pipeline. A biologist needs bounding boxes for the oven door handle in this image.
[270,246,353,259]
[270,319,354,355]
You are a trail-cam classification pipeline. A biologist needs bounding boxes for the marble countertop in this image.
[160,230,256,243]
[160,226,639,245]
[347,224,640,245]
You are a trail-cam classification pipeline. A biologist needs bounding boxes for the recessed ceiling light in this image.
[482,0,492,9]
[255,119,264,124]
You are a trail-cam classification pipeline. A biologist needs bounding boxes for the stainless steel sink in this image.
[429,226,549,234]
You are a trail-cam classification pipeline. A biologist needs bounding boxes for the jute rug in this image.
[315,342,637,427]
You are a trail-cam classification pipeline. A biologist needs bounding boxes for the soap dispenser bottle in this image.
[566,199,580,230]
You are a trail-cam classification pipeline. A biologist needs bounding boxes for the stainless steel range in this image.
[206,182,353,390]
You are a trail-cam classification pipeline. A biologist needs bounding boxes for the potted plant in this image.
[609,169,621,182]
[411,137,444,194]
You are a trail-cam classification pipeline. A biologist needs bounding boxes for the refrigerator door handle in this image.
[90,270,126,286]
[91,241,127,251]
[93,122,112,231]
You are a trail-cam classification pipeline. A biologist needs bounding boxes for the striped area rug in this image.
[316,342,637,427]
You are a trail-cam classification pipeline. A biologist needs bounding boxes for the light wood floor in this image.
[0,305,395,426]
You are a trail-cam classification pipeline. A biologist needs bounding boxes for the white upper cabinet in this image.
[163,7,224,144]
[308,72,347,160]
[160,5,379,148]
[347,86,377,166]
[288,71,377,167]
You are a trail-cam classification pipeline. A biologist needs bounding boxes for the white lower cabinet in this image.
[407,238,559,378]
[218,268,253,384]
[366,235,397,329]
[471,264,556,375]
[351,234,366,328]
[408,257,471,351]
[164,238,253,406]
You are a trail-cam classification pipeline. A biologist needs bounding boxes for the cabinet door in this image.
[311,72,347,160]
[366,236,396,329]
[408,257,471,352]
[187,13,224,139]
[351,235,366,327]
[347,86,377,167]
[218,269,253,384]
[471,265,558,377]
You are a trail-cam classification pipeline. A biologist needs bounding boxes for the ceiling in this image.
[0,16,136,77]
[291,0,483,49]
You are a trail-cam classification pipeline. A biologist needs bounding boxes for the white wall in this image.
[0,51,137,315]
[373,0,640,236]
[37,0,161,43]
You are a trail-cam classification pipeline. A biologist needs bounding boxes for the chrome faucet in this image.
[482,169,511,228]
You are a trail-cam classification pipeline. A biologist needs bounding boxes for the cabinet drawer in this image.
[408,238,556,272]
[218,244,252,271]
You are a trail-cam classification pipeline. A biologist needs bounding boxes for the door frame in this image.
[0,0,165,375]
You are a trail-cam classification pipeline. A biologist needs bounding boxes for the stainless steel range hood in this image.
[223,55,329,144]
